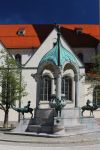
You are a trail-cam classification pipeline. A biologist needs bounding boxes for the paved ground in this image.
[0,140,100,150]
[0,123,100,150]
[0,117,100,148]
[0,130,100,144]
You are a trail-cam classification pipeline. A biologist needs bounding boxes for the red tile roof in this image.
[0,24,100,49]
[60,24,99,47]
[0,25,41,48]
[61,24,100,40]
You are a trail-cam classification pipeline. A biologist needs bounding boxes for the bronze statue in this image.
[11,101,33,119]
[81,100,98,116]
[50,95,67,117]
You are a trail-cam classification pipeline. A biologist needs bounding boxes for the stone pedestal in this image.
[60,107,86,132]
[26,107,85,134]
[26,108,54,134]
[80,116,100,130]
[12,107,100,136]
[61,107,81,127]
[11,119,30,133]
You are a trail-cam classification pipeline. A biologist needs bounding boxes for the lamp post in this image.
[56,25,62,103]
[57,25,61,67]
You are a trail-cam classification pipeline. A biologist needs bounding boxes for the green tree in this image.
[86,55,100,105]
[87,55,100,80]
[0,49,26,127]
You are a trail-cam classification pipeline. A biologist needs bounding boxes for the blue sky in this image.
[0,0,99,24]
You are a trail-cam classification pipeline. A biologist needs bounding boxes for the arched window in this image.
[40,75,51,101]
[93,86,100,107]
[77,53,84,63]
[62,76,72,101]
[15,54,22,65]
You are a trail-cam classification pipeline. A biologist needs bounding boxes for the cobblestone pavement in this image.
[0,125,100,150]
[0,140,100,150]
[0,130,100,144]
[0,117,100,145]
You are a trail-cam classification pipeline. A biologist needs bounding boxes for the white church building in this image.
[0,24,100,122]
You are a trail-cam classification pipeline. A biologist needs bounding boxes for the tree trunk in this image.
[3,108,9,128]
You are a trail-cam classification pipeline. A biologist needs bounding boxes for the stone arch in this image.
[42,70,54,79]
[63,62,79,76]
[36,61,58,107]
[40,74,52,101]
[37,60,58,78]
[15,53,22,64]
[62,62,80,107]
[61,75,73,101]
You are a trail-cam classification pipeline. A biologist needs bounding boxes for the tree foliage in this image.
[0,49,27,127]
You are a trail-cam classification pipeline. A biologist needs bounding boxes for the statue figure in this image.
[81,100,98,116]
[86,99,93,108]
[11,101,33,119]
[50,95,67,117]
[24,101,31,110]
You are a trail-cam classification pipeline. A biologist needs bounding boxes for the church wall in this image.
[26,30,58,68]
[78,68,85,107]
[84,81,93,103]
[96,42,100,54]
[21,69,37,108]
[9,49,35,65]
[73,48,96,63]
[0,28,99,122]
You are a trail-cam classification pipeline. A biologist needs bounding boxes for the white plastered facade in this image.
[0,28,99,122]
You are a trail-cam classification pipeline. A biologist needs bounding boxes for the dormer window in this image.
[17,28,25,36]
[75,28,83,35]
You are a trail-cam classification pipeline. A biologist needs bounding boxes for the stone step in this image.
[65,124,86,132]
[28,117,54,126]
[26,124,53,134]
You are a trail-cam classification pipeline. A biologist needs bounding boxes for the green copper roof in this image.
[40,41,82,67]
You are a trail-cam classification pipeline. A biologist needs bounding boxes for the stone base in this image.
[26,108,54,134]
[38,101,50,109]
[11,107,100,136]
[26,107,86,134]
[80,116,100,130]
[61,107,81,127]
[11,119,30,133]
[26,124,54,134]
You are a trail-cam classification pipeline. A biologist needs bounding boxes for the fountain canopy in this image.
[40,41,82,67]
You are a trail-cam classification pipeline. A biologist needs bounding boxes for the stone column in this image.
[75,75,80,107]
[56,67,62,100]
[36,77,41,108]
[72,78,75,102]
[51,78,55,95]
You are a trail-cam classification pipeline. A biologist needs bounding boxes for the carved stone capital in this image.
[31,73,38,81]
[74,74,79,81]
[54,66,62,78]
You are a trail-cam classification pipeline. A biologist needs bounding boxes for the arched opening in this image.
[15,54,22,65]
[93,86,100,107]
[63,63,79,106]
[61,76,72,101]
[40,75,51,101]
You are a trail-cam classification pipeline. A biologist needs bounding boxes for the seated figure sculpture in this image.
[86,99,93,108]
[24,101,31,111]
[81,99,98,116]
[11,101,33,119]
